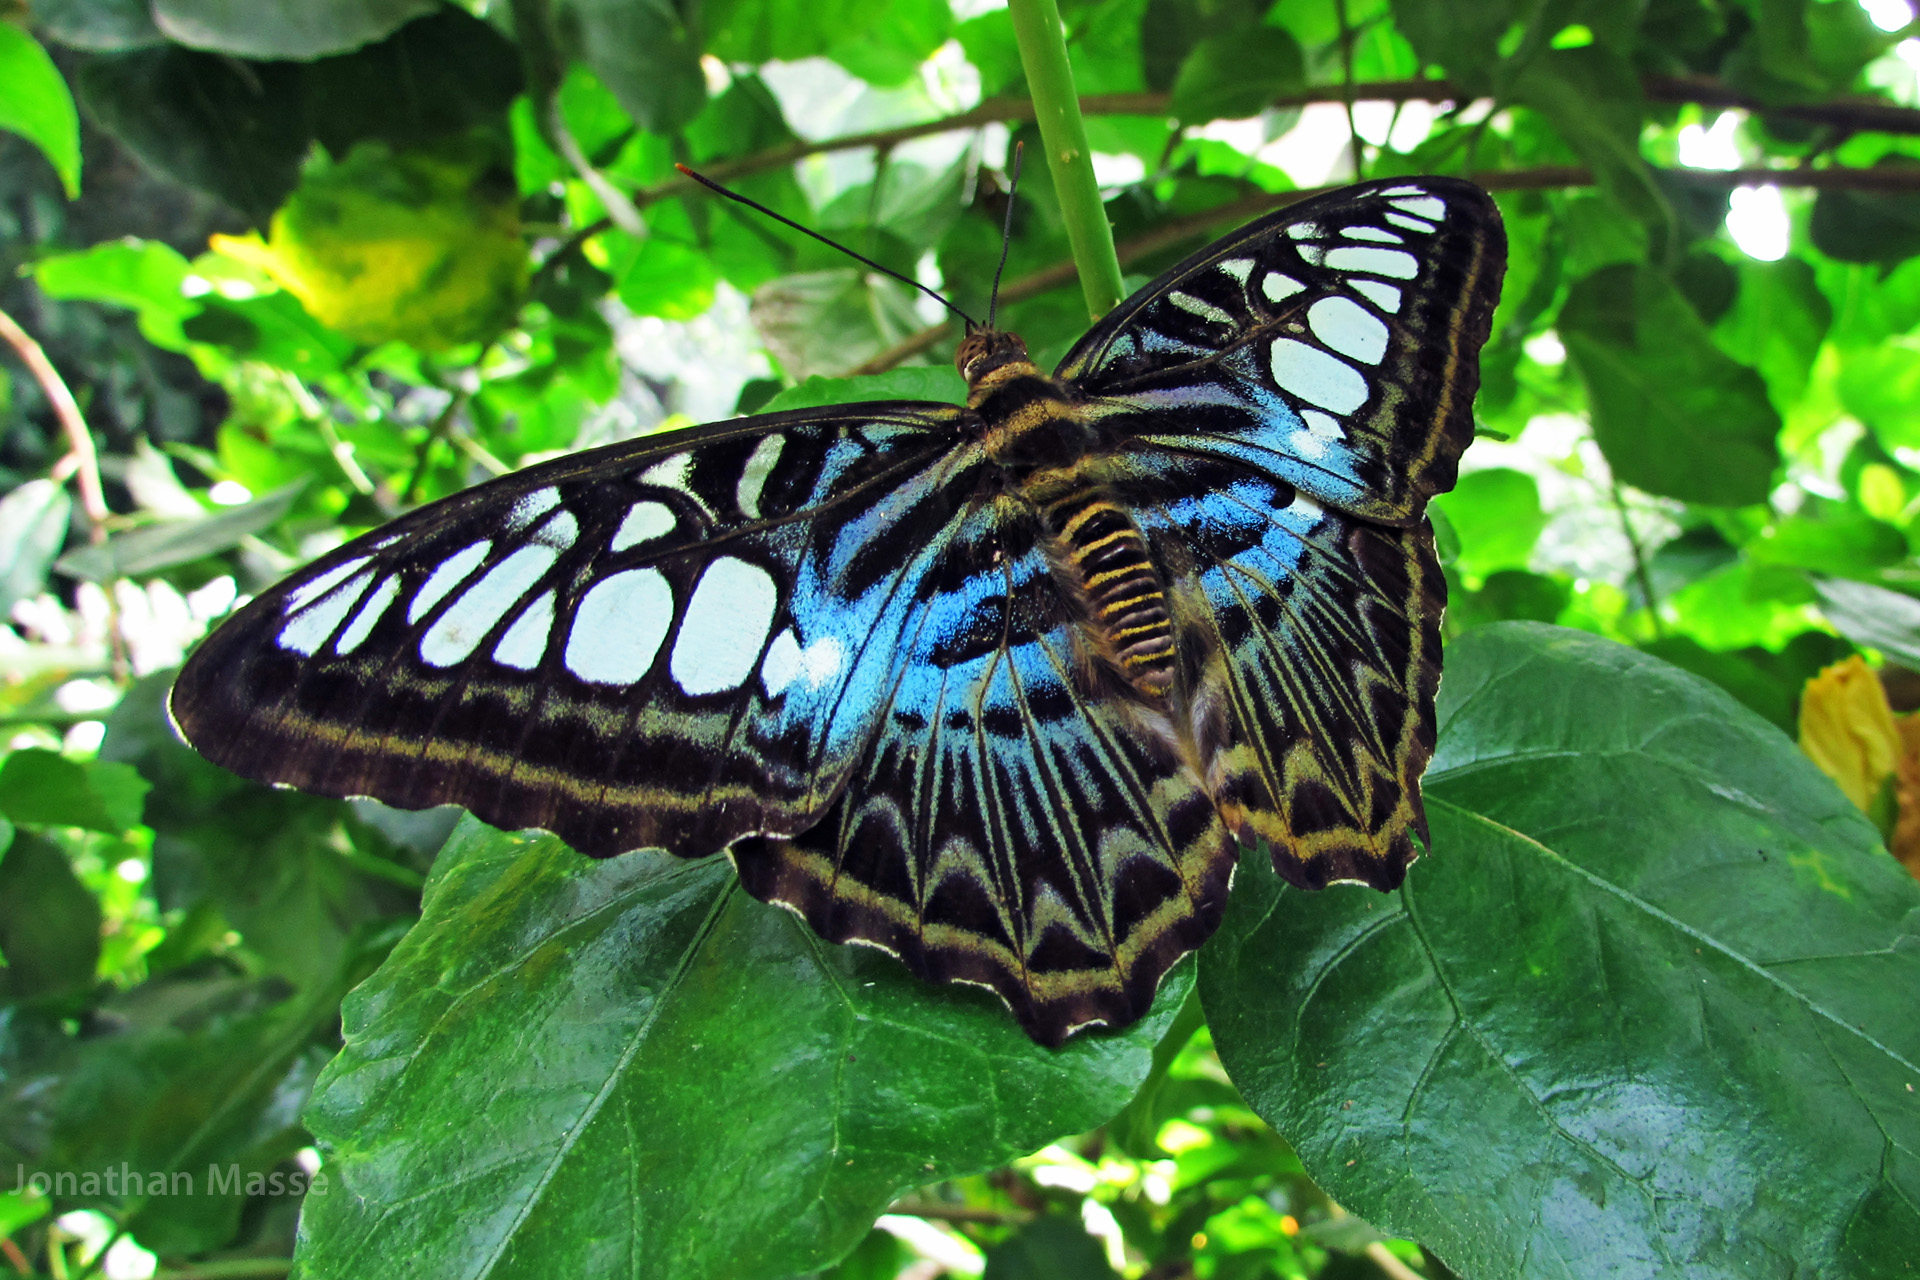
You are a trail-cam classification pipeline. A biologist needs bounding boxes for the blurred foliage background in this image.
[2,0,1920,1276]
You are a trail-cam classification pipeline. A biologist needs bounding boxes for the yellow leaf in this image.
[209,134,524,350]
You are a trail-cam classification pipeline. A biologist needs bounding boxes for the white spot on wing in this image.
[1262,274,1305,304]
[1309,296,1389,364]
[1287,223,1321,239]
[532,510,578,550]
[1392,195,1446,220]
[1351,279,1402,313]
[671,557,778,695]
[1326,246,1419,279]
[1289,427,1328,460]
[409,540,492,623]
[1217,257,1255,284]
[1385,212,1435,233]
[640,452,710,514]
[505,487,560,532]
[1342,226,1403,243]
[278,571,373,655]
[736,434,784,519]
[494,590,555,669]
[1301,409,1345,441]
[1270,339,1369,414]
[1286,490,1326,521]
[1168,291,1233,325]
[611,501,675,552]
[421,545,558,667]
[335,574,400,654]
[286,558,371,612]
[1379,184,1426,196]
[1297,243,1327,266]
[760,629,845,696]
[566,568,673,684]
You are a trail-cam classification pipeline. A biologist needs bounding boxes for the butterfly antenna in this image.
[676,164,977,328]
[985,142,1024,333]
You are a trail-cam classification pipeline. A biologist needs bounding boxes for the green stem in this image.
[1006,0,1125,319]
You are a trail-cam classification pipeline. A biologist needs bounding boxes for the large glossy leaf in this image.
[76,47,308,225]
[297,821,1192,1280]
[1561,264,1782,506]
[554,0,706,134]
[1201,623,1920,1277]
[151,0,436,59]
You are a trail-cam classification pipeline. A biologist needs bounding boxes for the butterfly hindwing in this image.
[735,527,1234,1044]
[1140,451,1445,890]
[170,403,979,860]
[1063,177,1503,525]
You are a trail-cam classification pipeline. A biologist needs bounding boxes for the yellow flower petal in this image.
[1799,656,1899,814]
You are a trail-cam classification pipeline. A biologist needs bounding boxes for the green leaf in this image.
[33,238,198,349]
[0,480,72,619]
[1387,0,1516,89]
[76,47,308,225]
[302,8,524,155]
[0,24,81,197]
[1560,263,1781,506]
[46,972,337,1254]
[762,366,967,413]
[1836,337,1920,452]
[0,749,149,833]
[1812,183,1920,267]
[0,1187,50,1241]
[983,1215,1117,1279]
[957,10,1023,96]
[1638,631,1848,734]
[1169,25,1305,125]
[1201,624,1920,1278]
[555,0,706,133]
[0,833,101,1002]
[1508,47,1669,236]
[1812,577,1920,669]
[1745,505,1907,576]
[298,821,1192,1280]
[829,0,954,86]
[53,480,306,582]
[102,673,418,993]
[31,0,165,50]
[750,269,930,382]
[1429,468,1544,584]
[1712,256,1831,413]
[151,0,437,59]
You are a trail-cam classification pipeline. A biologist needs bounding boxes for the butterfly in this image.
[169,177,1505,1046]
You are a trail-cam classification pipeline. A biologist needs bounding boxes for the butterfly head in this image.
[955,328,1035,390]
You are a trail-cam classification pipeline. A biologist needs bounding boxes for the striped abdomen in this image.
[1045,492,1175,699]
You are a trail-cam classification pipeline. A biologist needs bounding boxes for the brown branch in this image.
[638,75,1920,213]
[847,160,1920,375]
[0,305,108,544]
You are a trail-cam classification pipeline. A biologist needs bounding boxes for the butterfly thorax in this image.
[958,329,1177,701]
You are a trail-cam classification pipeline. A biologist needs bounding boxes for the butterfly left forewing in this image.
[169,404,975,860]
[1061,177,1504,525]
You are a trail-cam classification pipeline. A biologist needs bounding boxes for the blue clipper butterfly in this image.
[169,177,1505,1045]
